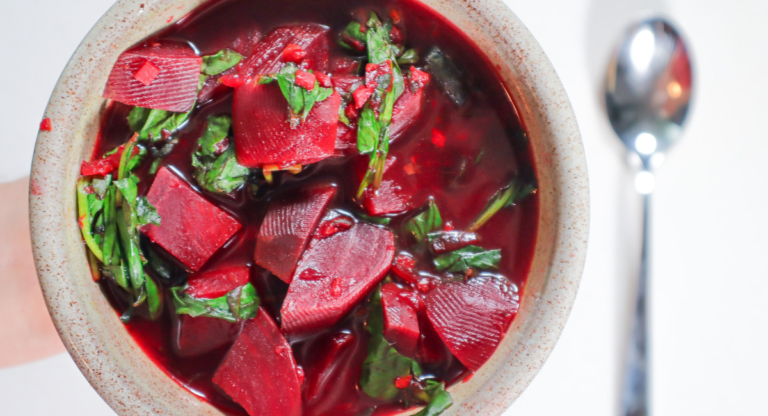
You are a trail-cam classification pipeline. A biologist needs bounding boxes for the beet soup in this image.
[75,0,539,414]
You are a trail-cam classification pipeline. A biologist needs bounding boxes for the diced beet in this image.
[281,223,395,337]
[392,252,420,284]
[352,86,374,109]
[390,84,425,142]
[381,283,420,357]
[133,60,161,86]
[431,128,447,148]
[220,73,250,88]
[301,331,367,414]
[80,144,128,177]
[140,167,241,271]
[173,315,242,357]
[315,72,332,88]
[103,41,202,112]
[430,231,480,254]
[255,183,337,283]
[295,70,316,90]
[185,265,251,299]
[239,24,329,77]
[213,308,302,416]
[39,118,52,131]
[281,43,307,63]
[425,276,520,371]
[364,61,392,89]
[331,56,361,75]
[233,82,341,167]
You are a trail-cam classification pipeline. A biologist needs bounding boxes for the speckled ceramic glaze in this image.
[30,0,588,414]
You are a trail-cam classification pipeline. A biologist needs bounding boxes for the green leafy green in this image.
[261,65,335,122]
[77,178,104,262]
[433,245,501,273]
[354,12,408,197]
[361,287,421,401]
[147,248,173,282]
[397,48,419,65]
[338,21,367,50]
[144,274,163,320]
[357,211,392,225]
[201,49,244,75]
[91,174,112,199]
[404,200,442,242]
[136,197,161,226]
[414,381,453,416]
[170,283,259,322]
[128,106,194,142]
[356,105,381,154]
[191,115,250,195]
[468,179,537,231]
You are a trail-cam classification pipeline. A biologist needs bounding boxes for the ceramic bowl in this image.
[29,0,588,414]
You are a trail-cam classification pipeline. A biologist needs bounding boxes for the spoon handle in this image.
[621,192,650,416]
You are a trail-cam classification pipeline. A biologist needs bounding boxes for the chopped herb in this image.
[136,196,161,226]
[361,287,422,400]
[413,380,453,416]
[145,274,163,320]
[397,48,419,65]
[128,106,194,142]
[357,211,392,225]
[338,21,367,51]
[191,115,250,195]
[433,245,501,273]
[170,283,259,322]
[260,64,335,122]
[356,105,380,154]
[468,179,537,231]
[425,47,468,106]
[404,200,442,242]
[201,49,244,75]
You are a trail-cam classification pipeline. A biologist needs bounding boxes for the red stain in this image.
[30,178,43,196]
[167,15,174,23]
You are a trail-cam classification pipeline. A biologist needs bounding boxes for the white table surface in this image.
[2,0,766,414]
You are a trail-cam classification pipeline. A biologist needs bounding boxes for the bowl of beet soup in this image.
[29,0,587,415]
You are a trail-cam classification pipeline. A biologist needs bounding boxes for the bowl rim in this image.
[29,0,588,414]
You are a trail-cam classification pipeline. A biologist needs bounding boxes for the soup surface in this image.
[76,0,539,415]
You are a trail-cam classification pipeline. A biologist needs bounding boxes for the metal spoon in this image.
[605,18,693,416]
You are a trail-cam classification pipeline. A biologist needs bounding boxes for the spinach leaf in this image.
[136,196,161,226]
[357,211,392,225]
[468,179,537,231]
[170,283,259,322]
[195,115,231,158]
[201,49,244,75]
[191,115,250,195]
[356,105,380,154]
[404,200,442,242]
[338,21,367,50]
[263,66,335,122]
[425,47,468,107]
[128,106,194,142]
[302,81,334,121]
[145,274,163,320]
[433,245,501,273]
[361,287,421,401]
[414,381,453,416]
[76,178,104,262]
[397,49,419,65]
[194,146,250,194]
[91,174,112,199]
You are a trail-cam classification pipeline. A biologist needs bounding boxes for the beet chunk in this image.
[381,283,420,357]
[140,167,241,271]
[255,183,337,283]
[185,265,251,299]
[213,308,302,416]
[425,276,520,371]
[358,156,423,215]
[103,41,202,112]
[390,83,426,142]
[173,315,242,357]
[239,24,329,77]
[281,223,395,337]
[232,82,341,167]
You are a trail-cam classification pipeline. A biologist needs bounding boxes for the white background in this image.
[1,0,767,414]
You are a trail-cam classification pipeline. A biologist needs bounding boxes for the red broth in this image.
[92,0,539,414]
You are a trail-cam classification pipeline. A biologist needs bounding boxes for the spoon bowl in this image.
[606,18,692,171]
